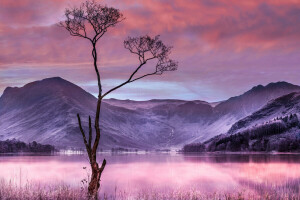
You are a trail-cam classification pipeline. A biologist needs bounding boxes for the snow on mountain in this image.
[214,82,300,119]
[228,92,300,135]
[0,77,96,148]
[1,77,300,150]
[183,92,300,152]
[186,81,300,144]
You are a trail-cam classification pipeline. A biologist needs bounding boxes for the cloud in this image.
[0,0,300,101]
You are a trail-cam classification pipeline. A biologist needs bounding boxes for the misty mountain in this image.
[0,77,210,149]
[184,92,300,152]
[1,77,300,150]
[214,82,300,119]
[184,81,300,144]
[0,77,96,148]
[228,92,300,134]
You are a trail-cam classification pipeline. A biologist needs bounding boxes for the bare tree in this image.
[59,0,177,199]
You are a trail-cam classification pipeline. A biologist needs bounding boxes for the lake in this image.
[0,152,299,198]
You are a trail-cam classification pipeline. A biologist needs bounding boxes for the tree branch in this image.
[100,61,147,99]
[99,159,106,175]
[88,116,92,148]
[77,114,92,161]
[58,22,93,43]
[100,35,178,100]
[129,71,159,83]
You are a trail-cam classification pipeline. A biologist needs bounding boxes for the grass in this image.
[0,179,85,200]
[0,179,299,200]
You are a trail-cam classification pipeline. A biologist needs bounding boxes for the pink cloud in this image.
[1,0,300,100]
[1,0,299,65]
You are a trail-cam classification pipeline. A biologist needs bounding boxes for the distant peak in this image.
[50,76,63,80]
[251,84,264,90]
[3,86,12,92]
[265,81,294,87]
[41,77,65,82]
[244,84,264,95]
[3,86,15,94]
[19,77,71,90]
[246,81,298,94]
[37,77,74,85]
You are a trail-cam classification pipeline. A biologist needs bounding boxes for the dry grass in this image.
[0,179,299,200]
[0,179,86,200]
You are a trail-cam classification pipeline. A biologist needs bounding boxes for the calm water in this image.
[0,153,300,195]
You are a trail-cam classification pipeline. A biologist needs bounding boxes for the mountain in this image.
[228,92,300,135]
[0,77,214,149]
[183,92,300,152]
[184,81,300,144]
[0,77,96,148]
[1,77,300,150]
[214,82,300,119]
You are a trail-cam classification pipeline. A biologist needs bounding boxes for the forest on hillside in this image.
[0,139,56,153]
[184,114,300,152]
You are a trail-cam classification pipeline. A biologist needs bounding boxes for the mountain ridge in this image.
[183,91,300,152]
[1,77,300,150]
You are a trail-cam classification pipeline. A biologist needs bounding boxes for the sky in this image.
[0,0,300,102]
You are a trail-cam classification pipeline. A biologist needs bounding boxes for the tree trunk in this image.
[87,157,106,199]
[88,162,100,199]
[84,43,105,199]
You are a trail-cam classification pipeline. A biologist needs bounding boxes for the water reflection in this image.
[0,153,299,195]
[183,153,300,163]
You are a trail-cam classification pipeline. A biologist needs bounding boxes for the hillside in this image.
[1,77,300,150]
[183,93,300,152]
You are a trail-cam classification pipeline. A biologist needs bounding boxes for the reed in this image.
[0,178,299,200]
